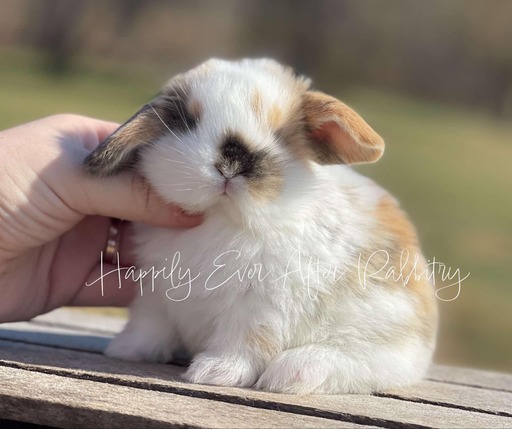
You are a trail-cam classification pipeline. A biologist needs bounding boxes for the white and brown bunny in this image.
[85,58,438,394]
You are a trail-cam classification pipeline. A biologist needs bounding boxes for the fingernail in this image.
[172,208,204,226]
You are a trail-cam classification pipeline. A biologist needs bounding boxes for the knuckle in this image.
[130,174,161,211]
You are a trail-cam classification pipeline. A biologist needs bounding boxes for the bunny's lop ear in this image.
[84,89,198,177]
[302,91,384,165]
[84,102,165,177]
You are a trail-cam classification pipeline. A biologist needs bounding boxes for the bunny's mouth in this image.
[221,178,233,195]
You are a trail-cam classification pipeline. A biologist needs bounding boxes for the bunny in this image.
[84,58,438,394]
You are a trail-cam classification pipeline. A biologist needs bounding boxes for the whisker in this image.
[131,135,186,157]
[146,145,197,171]
[169,146,185,156]
[165,159,188,165]
[169,88,192,135]
[156,182,203,187]
[170,164,196,171]
[149,103,183,145]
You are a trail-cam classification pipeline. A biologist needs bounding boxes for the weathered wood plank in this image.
[3,317,512,419]
[1,339,510,429]
[3,308,511,426]
[33,309,512,393]
[0,338,184,378]
[0,365,360,429]
[428,365,512,392]
[381,380,512,417]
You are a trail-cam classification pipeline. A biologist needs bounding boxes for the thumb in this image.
[77,171,203,228]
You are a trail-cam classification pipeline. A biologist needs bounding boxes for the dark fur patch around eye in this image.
[159,86,199,133]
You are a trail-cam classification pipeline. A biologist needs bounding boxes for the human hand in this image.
[0,114,203,322]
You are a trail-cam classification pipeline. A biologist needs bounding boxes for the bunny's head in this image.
[85,59,384,220]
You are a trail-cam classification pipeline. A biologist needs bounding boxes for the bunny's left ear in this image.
[84,87,198,177]
[302,91,384,165]
[84,102,164,177]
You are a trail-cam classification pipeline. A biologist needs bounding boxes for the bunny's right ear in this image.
[84,89,198,177]
[302,91,384,165]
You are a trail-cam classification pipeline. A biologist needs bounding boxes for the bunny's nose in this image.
[216,132,258,179]
[215,163,238,179]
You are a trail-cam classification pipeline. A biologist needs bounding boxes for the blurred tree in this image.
[237,0,331,79]
[24,0,86,74]
[4,0,510,117]
[113,0,146,37]
[467,1,512,117]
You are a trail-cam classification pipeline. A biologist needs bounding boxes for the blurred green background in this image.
[0,0,510,372]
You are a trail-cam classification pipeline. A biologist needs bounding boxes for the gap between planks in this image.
[1,320,511,418]
[1,308,511,428]
[0,339,511,429]
[1,364,365,429]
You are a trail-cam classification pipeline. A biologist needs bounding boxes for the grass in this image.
[0,51,155,127]
[1,49,510,372]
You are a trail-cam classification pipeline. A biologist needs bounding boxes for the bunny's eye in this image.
[156,85,200,135]
[159,95,198,134]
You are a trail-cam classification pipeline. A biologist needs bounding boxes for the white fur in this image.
[105,59,435,394]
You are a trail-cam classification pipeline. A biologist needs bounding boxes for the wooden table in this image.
[0,308,510,428]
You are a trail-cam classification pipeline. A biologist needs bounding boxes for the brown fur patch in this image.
[268,105,283,130]
[372,195,438,343]
[330,192,437,346]
[274,98,314,164]
[302,91,384,165]
[375,195,419,253]
[189,100,203,121]
[246,153,283,202]
[251,91,263,116]
[247,173,283,202]
[247,327,279,359]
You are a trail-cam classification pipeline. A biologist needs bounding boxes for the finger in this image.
[50,114,204,228]
[64,114,121,150]
[118,221,136,266]
[93,218,140,267]
[75,117,119,149]
[93,120,120,143]
[76,171,204,228]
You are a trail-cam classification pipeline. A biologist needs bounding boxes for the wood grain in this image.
[1,339,511,429]
[382,380,512,417]
[0,365,358,429]
[1,309,511,428]
[428,365,512,392]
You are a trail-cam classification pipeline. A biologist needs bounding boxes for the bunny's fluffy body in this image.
[85,59,438,394]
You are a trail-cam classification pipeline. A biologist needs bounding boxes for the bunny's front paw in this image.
[255,349,329,394]
[105,329,174,364]
[255,345,358,394]
[184,352,260,387]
